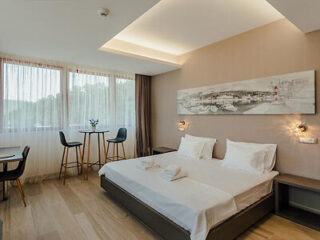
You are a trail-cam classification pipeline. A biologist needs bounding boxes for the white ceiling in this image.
[2,0,319,76]
[267,0,320,33]
[0,0,178,76]
[114,0,284,55]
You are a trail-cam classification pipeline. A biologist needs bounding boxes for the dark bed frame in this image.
[100,175,274,240]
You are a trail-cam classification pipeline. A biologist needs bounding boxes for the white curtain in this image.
[67,70,135,168]
[68,72,114,128]
[115,75,136,128]
[0,58,135,183]
[0,59,63,183]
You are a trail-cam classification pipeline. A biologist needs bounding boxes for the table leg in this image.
[106,143,110,163]
[63,147,69,185]
[59,147,66,179]
[2,162,8,201]
[79,146,84,178]
[98,133,101,168]
[82,133,87,179]
[116,143,119,161]
[121,143,126,160]
[75,146,80,175]
[86,133,91,180]
[102,133,107,163]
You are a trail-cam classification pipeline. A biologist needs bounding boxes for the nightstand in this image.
[152,147,177,155]
[275,174,320,231]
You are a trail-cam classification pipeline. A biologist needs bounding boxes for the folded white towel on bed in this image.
[160,168,187,181]
[136,158,158,171]
[163,164,181,177]
[140,158,154,167]
[136,164,153,171]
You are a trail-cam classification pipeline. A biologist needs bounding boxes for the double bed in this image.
[99,152,278,240]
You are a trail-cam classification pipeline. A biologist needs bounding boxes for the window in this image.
[0,58,135,132]
[68,71,111,128]
[2,61,62,132]
[116,77,135,127]
[68,72,135,129]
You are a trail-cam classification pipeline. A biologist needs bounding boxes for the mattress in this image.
[99,152,278,240]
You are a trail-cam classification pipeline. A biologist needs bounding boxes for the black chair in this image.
[106,128,127,161]
[59,131,82,184]
[0,146,30,207]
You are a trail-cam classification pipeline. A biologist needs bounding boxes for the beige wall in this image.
[151,19,320,180]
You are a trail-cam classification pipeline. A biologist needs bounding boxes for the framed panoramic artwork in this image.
[177,70,315,115]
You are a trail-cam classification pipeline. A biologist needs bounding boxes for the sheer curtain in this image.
[0,58,136,183]
[115,75,136,128]
[115,75,136,158]
[68,70,113,128]
[67,70,135,162]
[0,58,63,183]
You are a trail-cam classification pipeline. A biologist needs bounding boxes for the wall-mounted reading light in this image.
[296,123,307,133]
[178,120,187,132]
[294,122,318,144]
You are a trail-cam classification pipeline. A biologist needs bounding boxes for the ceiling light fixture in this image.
[97,8,110,18]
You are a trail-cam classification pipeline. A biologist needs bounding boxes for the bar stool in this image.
[59,131,83,184]
[106,128,127,162]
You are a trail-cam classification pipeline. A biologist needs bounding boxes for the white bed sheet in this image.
[99,152,278,240]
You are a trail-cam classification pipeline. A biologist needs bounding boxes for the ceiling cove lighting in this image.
[100,39,181,66]
[98,0,283,66]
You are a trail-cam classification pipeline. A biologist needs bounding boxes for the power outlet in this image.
[299,137,318,144]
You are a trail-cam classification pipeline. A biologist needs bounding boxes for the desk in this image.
[79,130,109,179]
[0,147,23,201]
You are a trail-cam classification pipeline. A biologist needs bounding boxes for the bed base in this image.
[100,175,274,240]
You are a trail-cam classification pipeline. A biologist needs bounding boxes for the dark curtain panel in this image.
[135,74,152,157]
[0,59,3,132]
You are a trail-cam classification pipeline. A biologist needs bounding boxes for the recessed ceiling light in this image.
[97,8,110,18]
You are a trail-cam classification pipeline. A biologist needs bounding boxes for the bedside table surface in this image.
[275,174,320,231]
[152,147,176,153]
[275,174,320,192]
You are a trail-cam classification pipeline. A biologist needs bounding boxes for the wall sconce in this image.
[294,122,318,144]
[295,123,307,133]
[178,120,187,132]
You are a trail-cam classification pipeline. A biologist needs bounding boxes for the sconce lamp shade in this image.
[178,120,187,132]
[296,123,307,133]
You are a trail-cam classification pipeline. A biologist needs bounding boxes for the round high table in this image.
[79,129,109,180]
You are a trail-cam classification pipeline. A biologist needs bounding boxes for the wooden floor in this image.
[0,171,319,240]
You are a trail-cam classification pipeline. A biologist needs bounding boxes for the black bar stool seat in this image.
[66,141,82,147]
[107,138,126,143]
[0,170,22,181]
[59,131,83,184]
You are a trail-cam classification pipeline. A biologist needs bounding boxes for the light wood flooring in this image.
[0,171,319,240]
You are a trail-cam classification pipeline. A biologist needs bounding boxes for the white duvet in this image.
[99,152,278,240]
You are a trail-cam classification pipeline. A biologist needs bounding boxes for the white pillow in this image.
[185,134,216,160]
[223,140,268,174]
[225,139,277,173]
[178,137,205,160]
